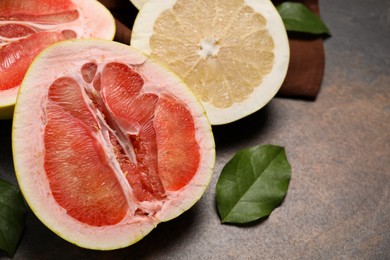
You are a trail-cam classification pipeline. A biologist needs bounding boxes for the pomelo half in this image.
[0,0,115,119]
[131,0,290,125]
[12,39,215,250]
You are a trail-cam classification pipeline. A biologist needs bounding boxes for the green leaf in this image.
[216,145,291,224]
[277,2,331,35]
[0,179,27,257]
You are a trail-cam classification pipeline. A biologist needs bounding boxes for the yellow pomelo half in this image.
[131,0,290,125]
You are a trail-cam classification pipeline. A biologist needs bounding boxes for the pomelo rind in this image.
[0,0,116,120]
[131,0,290,125]
[129,0,146,9]
[12,39,215,250]
[0,88,18,119]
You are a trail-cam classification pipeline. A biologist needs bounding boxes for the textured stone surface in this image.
[1,0,389,259]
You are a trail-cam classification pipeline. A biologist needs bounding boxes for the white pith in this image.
[198,38,220,58]
[131,0,290,125]
[0,0,115,119]
[12,39,215,250]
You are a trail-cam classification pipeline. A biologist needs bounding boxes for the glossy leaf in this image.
[0,179,27,257]
[277,2,331,35]
[216,145,291,224]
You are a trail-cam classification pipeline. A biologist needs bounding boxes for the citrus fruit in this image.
[0,0,115,119]
[131,0,290,125]
[12,39,215,250]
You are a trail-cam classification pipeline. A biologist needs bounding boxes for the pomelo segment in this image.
[12,39,215,250]
[131,0,290,125]
[0,0,115,119]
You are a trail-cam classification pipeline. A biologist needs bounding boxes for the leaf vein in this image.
[223,148,284,221]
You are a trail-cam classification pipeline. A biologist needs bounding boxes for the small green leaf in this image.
[0,179,27,257]
[216,145,291,224]
[277,2,331,35]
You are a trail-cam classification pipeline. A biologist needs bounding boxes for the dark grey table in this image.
[1,0,389,259]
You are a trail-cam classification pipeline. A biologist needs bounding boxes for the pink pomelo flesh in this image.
[0,32,72,91]
[44,61,201,227]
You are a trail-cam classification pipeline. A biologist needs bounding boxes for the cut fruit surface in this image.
[0,0,115,119]
[131,0,290,125]
[12,39,215,249]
